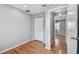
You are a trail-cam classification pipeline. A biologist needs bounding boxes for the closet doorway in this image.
[34,17,44,42]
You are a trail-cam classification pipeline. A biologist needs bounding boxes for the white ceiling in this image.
[10,4,66,15]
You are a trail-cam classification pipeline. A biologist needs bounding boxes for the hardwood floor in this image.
[51,34,67,54]
[1,35,67,54]
[2,40,53,54]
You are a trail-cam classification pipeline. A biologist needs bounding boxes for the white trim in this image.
[45,46,51,50]
[33,39,45,43]
[49,5,67,12]
[0,39,33,54]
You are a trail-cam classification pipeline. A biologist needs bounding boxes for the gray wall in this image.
[50,13,54,44]
[0,5,32,51]
[60,20,65,35]
[54,20,65,35]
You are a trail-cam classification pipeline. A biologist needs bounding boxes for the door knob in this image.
[71,37,76,40]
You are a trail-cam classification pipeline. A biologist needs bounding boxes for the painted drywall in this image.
[0,5,32,51]
[60,20,65,35]
[32,12,45,43]
[50,13,54,44]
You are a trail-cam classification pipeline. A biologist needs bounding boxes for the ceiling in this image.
[53,7,67,21]
[9,4,66,15]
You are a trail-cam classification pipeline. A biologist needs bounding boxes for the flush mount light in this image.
[58,13,62,16]
[41,4,47,7]
[24,5,27,7]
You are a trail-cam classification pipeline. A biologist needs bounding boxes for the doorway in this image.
[50,7,67,54]
[34,17,44,42]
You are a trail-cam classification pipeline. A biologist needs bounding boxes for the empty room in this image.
[0,4,78,54]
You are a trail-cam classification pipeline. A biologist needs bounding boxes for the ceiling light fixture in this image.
[58,13,62,16]
[24,5,27,7]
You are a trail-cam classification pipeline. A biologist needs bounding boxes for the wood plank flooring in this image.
[2,40,53,54]
[1,35,67,54]
[51,34,67,54]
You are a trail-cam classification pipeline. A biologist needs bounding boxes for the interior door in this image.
[66,4,77,54]
[34,17,44,42]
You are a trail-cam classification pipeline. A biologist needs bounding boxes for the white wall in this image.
[0,5,32,51]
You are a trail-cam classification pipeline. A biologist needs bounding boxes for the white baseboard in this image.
[33,39,45,43]
[0,39,33,54]
[45,46,51,50]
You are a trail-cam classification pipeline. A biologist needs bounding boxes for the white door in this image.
[34,17,44,42]
[66,4,77,54]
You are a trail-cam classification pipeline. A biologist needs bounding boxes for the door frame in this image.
[48,5,67,51]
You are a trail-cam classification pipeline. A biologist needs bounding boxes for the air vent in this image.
[26,10,31,12]
[41,4,47,7]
